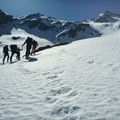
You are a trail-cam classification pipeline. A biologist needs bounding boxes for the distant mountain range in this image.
[0,10,120,44]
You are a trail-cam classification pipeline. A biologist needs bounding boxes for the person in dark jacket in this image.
[22,37,33,59]
[16,47,21,61]
[10,45,22,63]
[10,44,18,63]
[3,45,9,64]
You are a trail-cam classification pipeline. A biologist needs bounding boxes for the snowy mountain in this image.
[89,11,120,35]
[0,9,120,120]
[0,10,101,44]
[1,10,120,44]
[0,10,120,45]
[94,11,120,23]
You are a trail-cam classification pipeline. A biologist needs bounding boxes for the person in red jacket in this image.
[31,40,38,55]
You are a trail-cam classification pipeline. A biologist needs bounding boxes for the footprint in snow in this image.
[49,87,72,96]
[63,116,78,120]
[54,71,64,75]
[51,105,80,116]
[47,75,58,80]
[87,60,95,64]
[42,72,51,76]
[112,66,120,72]
[45,97,58,104]
[68,91,78,97]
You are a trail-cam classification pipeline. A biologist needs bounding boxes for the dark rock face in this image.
[27,20,40,29]
[38,22,50,31]
[56,23,101,39]
[0,9,13,25]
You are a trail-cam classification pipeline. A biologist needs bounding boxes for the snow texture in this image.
[0,26,120,120]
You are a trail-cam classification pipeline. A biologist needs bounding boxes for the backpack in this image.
[33,40,38,46]
[35,41,38,46]
[10,44,17,52]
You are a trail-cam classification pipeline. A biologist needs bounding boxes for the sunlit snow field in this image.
[0,29,120,120]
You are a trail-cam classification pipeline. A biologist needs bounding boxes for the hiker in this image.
[16,47,21,61]
[3,45,9,64]
[31,40,38,55]
[22,37,33,59]
[10,44,18,63]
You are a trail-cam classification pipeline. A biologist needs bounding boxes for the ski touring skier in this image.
[22,37,33,59]
[10,44,21,63]
[16,47,22,61]
[3,45,9,64]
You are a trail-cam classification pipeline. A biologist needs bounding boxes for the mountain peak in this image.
[27,13,42,18]
[0,9,13,25]
[21,13,43,20]
[0,9,8,16]
[102,11,120,17]
[94,11,120,23]
[103,11,113,15]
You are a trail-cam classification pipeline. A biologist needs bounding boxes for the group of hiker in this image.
[2,37,38,64]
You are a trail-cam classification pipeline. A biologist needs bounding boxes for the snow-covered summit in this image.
[94,11,120,23]
[88,11,120,35]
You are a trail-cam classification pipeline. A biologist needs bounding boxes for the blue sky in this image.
[0,0,120,21]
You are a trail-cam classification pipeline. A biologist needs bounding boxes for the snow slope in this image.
[0,30,120,120]
[89,21,120,35]
[0,28,53,47]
